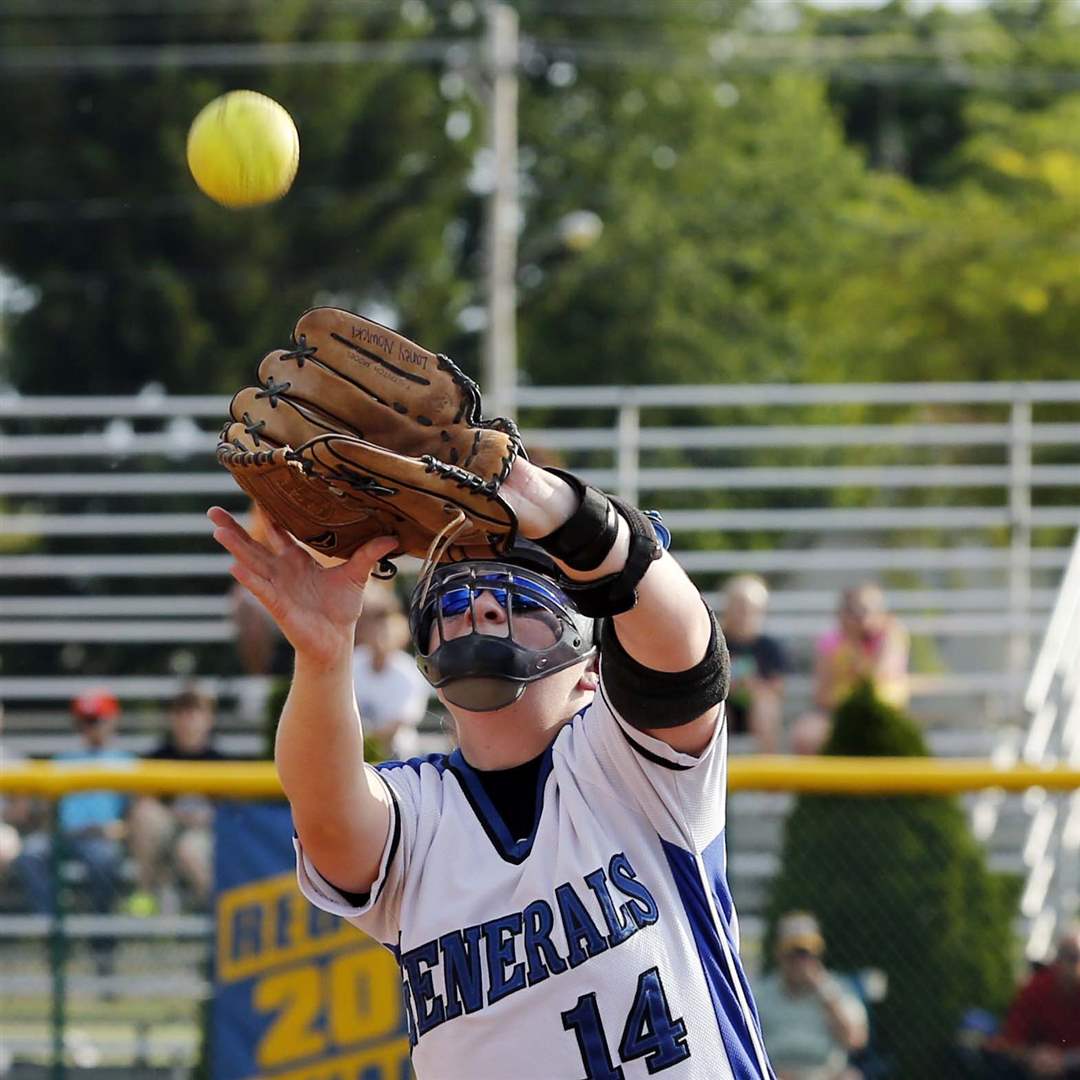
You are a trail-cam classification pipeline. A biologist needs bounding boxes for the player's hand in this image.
[500,457,579,539]
[1029,1046,1065,1076]
[207,506,397,669]
[803,956,829,992]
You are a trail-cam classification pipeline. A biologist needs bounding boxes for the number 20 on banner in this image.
[253,946,410,1078]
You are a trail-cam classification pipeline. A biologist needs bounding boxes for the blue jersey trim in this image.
[701,831,734,928]
[446,745,556,865]
[615,722,693,772]
[660,835,774,1080]
[301,774,402,910]
[376,752,451,776]
[700,834,768,1039]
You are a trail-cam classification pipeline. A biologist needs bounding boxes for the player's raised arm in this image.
[207,506,397,893]
[502,460,723,753]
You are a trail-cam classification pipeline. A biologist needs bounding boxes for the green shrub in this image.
[261,675,387,763]
[261,676,292,760]
[764,681,1019,1077]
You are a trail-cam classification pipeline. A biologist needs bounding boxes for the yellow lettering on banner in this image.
[218,873,364,982]
[254,966,326,1068]
[250,1038,411,1080]
[327,947,401,1046]
[252,949,405,1074]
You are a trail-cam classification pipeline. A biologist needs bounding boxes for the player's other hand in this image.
[207,506,397,670]
[1029,1046,1065,1077]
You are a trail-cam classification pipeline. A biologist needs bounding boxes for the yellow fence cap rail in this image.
[0,759,284,798]
[1,757,1078,798]
[728,756,1080,794]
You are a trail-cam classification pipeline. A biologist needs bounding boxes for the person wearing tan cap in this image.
[754,912,868,1080]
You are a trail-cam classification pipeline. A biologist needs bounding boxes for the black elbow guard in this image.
[599,604,730,730]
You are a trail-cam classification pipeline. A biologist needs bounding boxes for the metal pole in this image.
[616,401,641,505]
[1009,398,1033,722]
[481,3,519,420]
[48,803,67,1080]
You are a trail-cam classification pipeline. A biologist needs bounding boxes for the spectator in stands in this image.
[791,582,910,755]
[755,911,869,1080]
[12,689,132,973]
[352,582,431,761]
[0,702,35,876]
[996,924,1080,1078]
[948,1007,1008,1079]
[720,574,786,753]
[127,687,226,914]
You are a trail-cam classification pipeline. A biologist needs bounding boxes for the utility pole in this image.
[482,3,519,419]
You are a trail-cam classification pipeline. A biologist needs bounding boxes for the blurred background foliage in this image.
[2,0,1080,396]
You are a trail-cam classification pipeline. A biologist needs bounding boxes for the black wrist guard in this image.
[534,467,666,618]
[534,468,620,572]
[562,497,664,618]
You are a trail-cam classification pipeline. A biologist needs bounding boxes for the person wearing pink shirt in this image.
[791,583,910,754]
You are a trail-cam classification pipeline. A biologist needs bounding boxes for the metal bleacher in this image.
[4,380,1080,743]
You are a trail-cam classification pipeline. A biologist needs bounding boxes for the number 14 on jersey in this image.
[562,967,691,1078]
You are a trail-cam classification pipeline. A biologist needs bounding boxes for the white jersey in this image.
[296,675,774,1080]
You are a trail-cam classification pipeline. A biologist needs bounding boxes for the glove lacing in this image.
[414,509,470,613]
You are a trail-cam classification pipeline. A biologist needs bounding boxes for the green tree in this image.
[802,91,1080,384]
[795,0,1080,182]
[0,3,478,394]
[517,69,875,388]
[764,682,1018,1078]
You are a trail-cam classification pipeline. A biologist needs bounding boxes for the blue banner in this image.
[212,802,411,1080]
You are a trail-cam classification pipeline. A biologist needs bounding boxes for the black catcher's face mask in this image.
[409,561,597,712]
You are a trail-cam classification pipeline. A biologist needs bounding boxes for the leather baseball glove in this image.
[217,308,522,571]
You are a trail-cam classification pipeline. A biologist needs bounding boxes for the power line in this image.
[0,38,470,72]
[4,27,1079,90]
[532,36,1080,91]
[0,0,739,19]
[3,0,1077,48]
[0,0,408,15]
[2,186,383,224]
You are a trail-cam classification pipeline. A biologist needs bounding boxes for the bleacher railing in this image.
[1001,530,1080,960]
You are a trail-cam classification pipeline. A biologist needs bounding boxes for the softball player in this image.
[208,458,775,1079]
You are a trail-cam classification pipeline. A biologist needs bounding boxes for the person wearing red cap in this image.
[70,689,120,725]
[13,689,133,975]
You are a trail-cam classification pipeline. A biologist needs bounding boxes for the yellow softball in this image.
[186,90,299,209]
